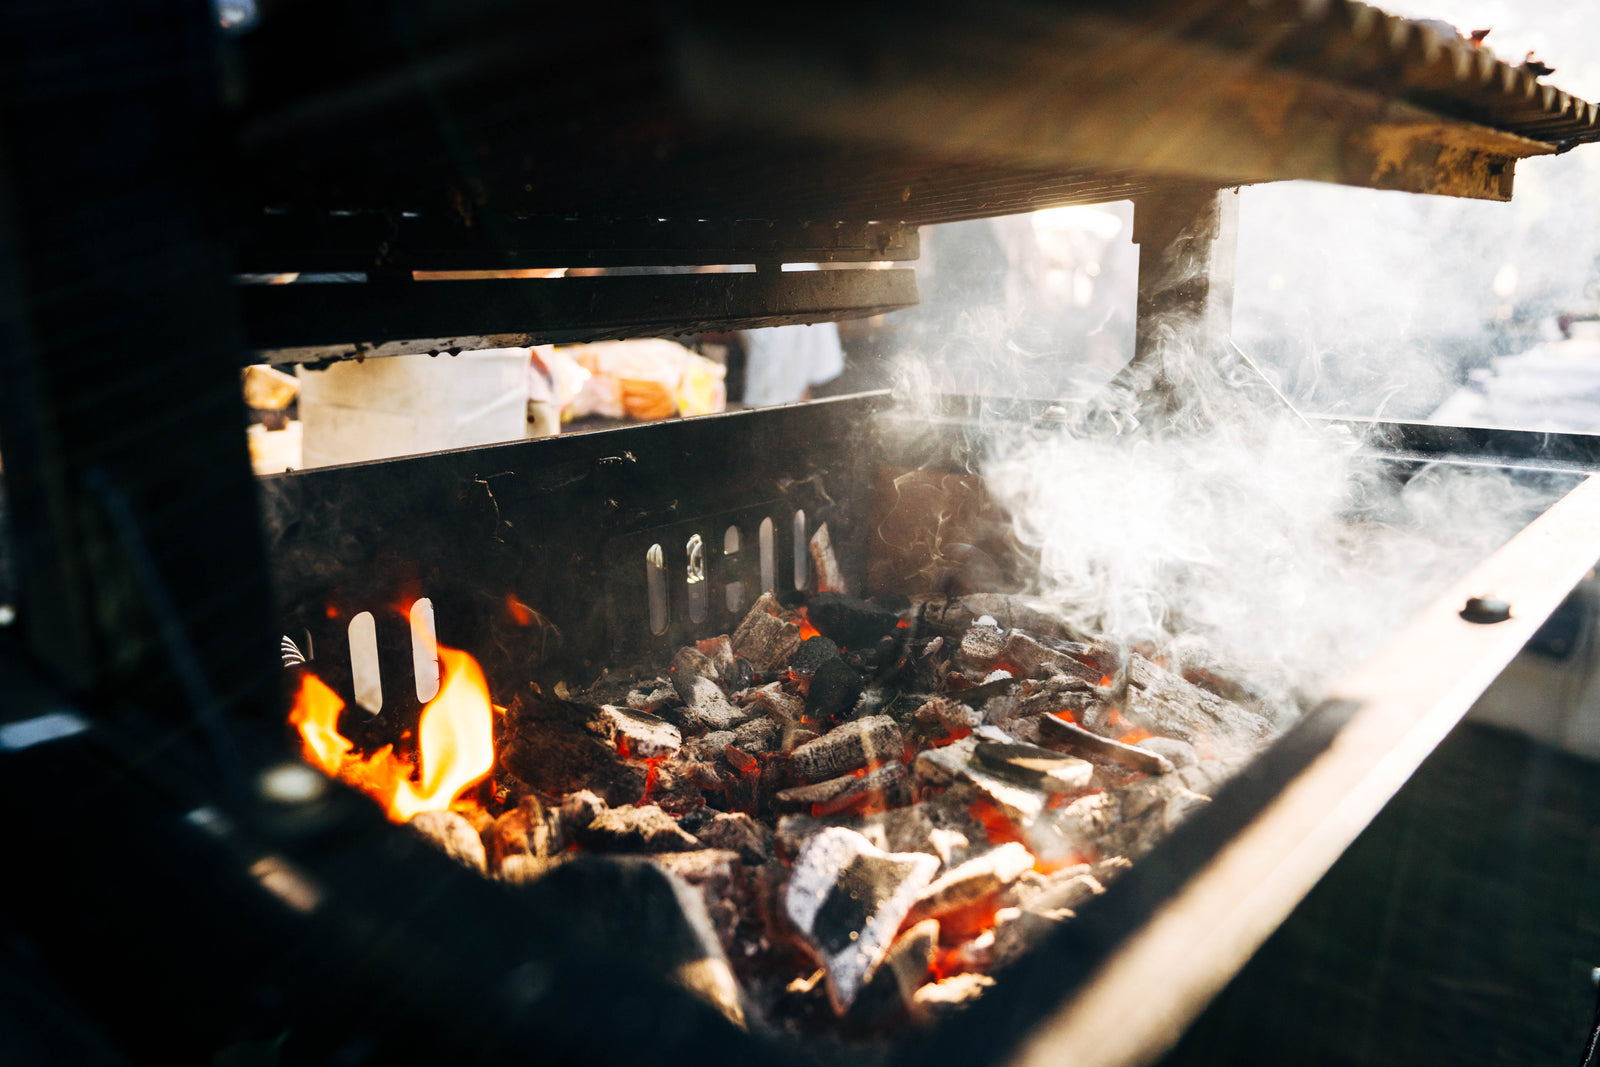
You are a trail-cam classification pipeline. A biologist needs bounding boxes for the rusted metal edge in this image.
[1008,473,1600,1067]
[679,9,1562,202]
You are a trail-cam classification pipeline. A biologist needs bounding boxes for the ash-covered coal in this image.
[445,589,1275,1040]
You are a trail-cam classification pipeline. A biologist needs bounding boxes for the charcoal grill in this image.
[5,2,1600,1065]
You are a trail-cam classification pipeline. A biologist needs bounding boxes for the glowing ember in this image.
[795,606,823,642]
[287,645,498,823]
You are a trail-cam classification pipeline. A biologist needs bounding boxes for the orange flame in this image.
[794,606,822,642]
[289,673,352,775]
[287,647,498,823]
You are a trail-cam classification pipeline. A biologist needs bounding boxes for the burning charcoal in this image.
[912,972,994,1019]
[791,635,841,678]
[537,855,745,1027]
[906,842,1034,926]
[791,715,902,783]
[732,591,803,674]
[489,794,563,872]
[782,827,940,1013]
[648,760,716,815]
[502,697,648,806]
[627,679,680,713]
[872,792,984,870]
[804,657,865,723]
[1038,713,1175,775]
[951,674,1023,711]
[695,811,772,865]
[671,645,717,688]
[916,695,983,734]
[1026,775,1210,865]
[1137,736,1197,769]
[651,849,745,944]
[730,715,780,756]
[879,918,940,1006]
[1177,756,1245,797]
[672,676,750,734]
[685,730,735,761]
[1012,674,1100,720]
[560,789,607,833]
[944,930,996,973]
[914,730,1058,824]
[807,592,901,649]
[953,624,1005,676]
[574,803,702,853]
[1091,855,1133,886]
[747,682,804,723]
[1000,630,1104,684]
[696,635,737,680]
[993,872,1104,968]
[776,762,911,814]
[597,704,682,759]
[1122,654,1272,755]
[809,522,847,595]
[775,813,855,858]
[409,810,488,874]
[917,595,1081,643]
[973,739,1094,793]
[724,744,758,775]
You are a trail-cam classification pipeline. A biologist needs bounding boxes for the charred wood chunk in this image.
[879,918,940,1009]
[1000,630,1105,684]
[502,697,648,806]
[489,794,563,872]
[1038,713,1175,775]
[574,803,703,853]
[914,731,1062,825]
[732,591,803,674]
[409,810,488,874]
[650,849,746,949]
[627,679,680,713]
[809,522,847,596]
[973,739,1095,793]
[791,635,841,679]
[915,695,983,734]
[1177,757,1244,798]
[670,645,718,694]
[1012,674,1100,721]
[1025,774,1210,865]
[559,789,607,837]
[916,595,1081,643]
[1137,736,1197,769]
[695,811,772,865]
[695,635,737,681]
[913,973,994,1019]
[669,671,750,735]
[869,790,985,870]
[776,762,911,814]
[953,624,1006,676]
[993,871,1105,968]
[1123,654,1272,755]
[804,657,865,723]
[906,842,1034,926]
[730,715,780,756]
[597,704,682,759]
[807,592,901,650]
[782,827,940,1013]
[792,715,903,783]
[747,682,804,723]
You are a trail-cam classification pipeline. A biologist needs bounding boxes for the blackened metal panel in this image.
[245,270,918,365]
[258,393,893,723]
